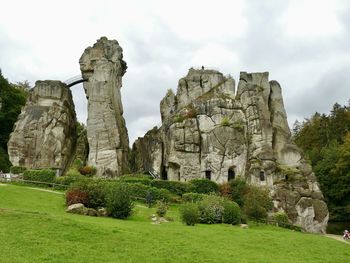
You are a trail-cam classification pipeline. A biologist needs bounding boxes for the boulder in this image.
[66,203,87,215]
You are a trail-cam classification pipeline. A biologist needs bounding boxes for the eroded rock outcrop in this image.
[80,37,129,177]
[132,68,328,233]
[8,81,76,174]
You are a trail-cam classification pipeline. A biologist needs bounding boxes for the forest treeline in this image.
[293,102,350,221]
[0,70,28,172]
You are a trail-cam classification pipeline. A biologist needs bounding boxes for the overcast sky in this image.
[1,0,349,145]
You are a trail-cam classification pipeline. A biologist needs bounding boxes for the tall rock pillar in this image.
[79,37,129,177]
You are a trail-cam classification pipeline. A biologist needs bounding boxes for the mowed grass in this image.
[0,184,349,263]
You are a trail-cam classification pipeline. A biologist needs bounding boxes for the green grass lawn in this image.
[0,184,349,263]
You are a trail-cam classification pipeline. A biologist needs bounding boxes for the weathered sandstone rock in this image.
[8,80,76,174]
[80,37,129,177]
[132,68,328,233]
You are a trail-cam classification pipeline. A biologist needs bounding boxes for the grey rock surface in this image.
[132,68,328,233]
[80,37,129,177]
[8,80,77,174]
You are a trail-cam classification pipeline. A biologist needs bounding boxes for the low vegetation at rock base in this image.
[0,184,349,263]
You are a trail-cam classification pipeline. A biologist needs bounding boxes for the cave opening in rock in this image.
[161,166,168,180]
[205,170,211,180]
[259,170,265,181]
[228,168,235,181]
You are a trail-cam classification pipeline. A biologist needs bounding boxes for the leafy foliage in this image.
[150,180,190,196]
[0,71,28,172]
[156,201,168,217]
[242,186,273,220]
[293,102,350,221]
[106,183,133,219]
[189,179,219,194]
[23,169,56,183]
[180,202,199,226]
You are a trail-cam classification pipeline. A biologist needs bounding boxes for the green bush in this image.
[222,200,241,225]
[189,179,219,194]
[106,183,133,219]
[151,180,190,196]
[228,178,248,206]
[78,166,97,177]
[198,195,224,224]
[182,192,207,203]
[68,179,108,209]
[180,203,199,226]
[23,169,56,184]
[243,186,273,220]
[156,201,168,217]
[65,189,88,206]
[10,166,27,174]
[273,211,289,227]
[120,177,152,186]
[55,172,85,187]
[127,183,172,203]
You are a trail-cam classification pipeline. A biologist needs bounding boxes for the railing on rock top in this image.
[64,75,88,87]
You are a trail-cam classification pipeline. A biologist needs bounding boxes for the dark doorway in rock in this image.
[161,166,168,180]
[260,171,265,181]
[228,168,235,181]
[205,170,211,180]
[178,172,181,181]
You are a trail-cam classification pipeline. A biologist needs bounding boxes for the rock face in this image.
[8,81,76,174]
[79,37,129,177]
[132,68,328,233]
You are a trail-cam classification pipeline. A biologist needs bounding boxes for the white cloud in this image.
[280,0,345,39]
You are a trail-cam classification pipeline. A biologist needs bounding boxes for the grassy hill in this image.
[0,184,349,263]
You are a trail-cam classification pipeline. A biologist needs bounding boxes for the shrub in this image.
[10,166,27,174]
[23,169,56,184]
[189,179,219,194]
[180,203,199,226]
[55,172,85,187]
[151,180,190,196]
[127,183,172,203]
[78,166,96,177]
[173,115,184,123]
[219,182,232,199]
[156,201,168,217]
[120,177,152,186]
[273,211,289,227]
[66,189,88,206]
[71,158,83,170]
[198,195,224,224]
[228,178,248,206]
[106,183,133,219]
[222,200,241,225]
[243,186,273,220]
[182,192,207,203]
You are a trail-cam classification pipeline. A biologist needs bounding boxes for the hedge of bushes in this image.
[23,169,56,184]
[180,195,241,226]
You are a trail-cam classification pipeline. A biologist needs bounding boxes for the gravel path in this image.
[325,234,350,244]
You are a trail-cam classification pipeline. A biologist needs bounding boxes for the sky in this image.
[0,0,349,145]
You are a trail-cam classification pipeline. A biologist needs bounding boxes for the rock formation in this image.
[132,68,329,233]
[8,80,76,174]
[79,37,129,177]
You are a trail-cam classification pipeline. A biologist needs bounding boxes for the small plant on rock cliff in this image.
[156,201,168,217]
[220,116,231,127]
[173,114,184,123]
[180,203,199,226]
